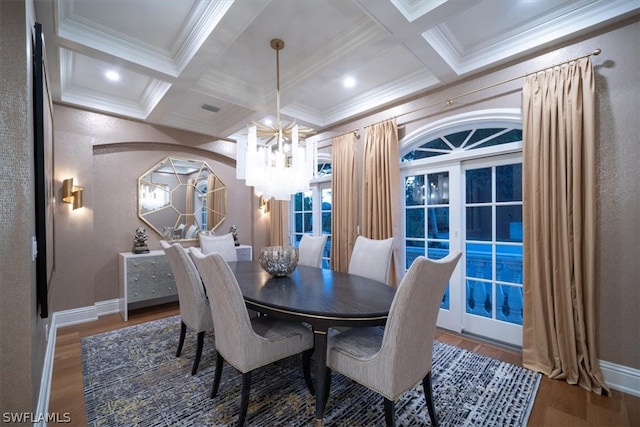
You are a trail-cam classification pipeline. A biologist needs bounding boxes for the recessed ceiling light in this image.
[343,77,356,88]
[105,70,120,82]
[264,118,273,127]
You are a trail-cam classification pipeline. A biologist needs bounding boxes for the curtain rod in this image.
[359,48,602,130]
[315,128,360,144]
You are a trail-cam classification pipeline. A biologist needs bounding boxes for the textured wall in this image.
[0,0,48,416]
[591,17,640,371]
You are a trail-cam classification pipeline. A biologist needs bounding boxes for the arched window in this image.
[401,127,522,161]
[400,109,523,163]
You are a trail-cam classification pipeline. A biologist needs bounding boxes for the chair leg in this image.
[238,372,252,427]
[176,321,187,357]
[302,348,315,395]
[191,331,205,375]
[423,371,438,427]
[211,353,224,398]
[384,398,395,427]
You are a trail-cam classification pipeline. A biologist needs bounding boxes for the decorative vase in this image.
[259,246,298,277]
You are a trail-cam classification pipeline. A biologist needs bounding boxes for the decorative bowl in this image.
[259,246,299,277]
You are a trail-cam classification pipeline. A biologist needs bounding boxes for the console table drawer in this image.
[126,257,173,285]
[127,269,175,303]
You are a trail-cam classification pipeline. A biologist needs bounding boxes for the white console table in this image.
[119,245,252,320]
[235,244,253,261]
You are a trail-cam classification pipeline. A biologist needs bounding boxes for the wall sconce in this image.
[62,178,83,209]
[259,196,269,213]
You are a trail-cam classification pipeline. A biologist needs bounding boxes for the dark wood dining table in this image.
[227,260,396,426]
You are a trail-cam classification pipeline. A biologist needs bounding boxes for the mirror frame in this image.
[138,156,227,241]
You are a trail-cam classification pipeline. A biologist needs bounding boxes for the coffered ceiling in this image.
[35,0,639,141]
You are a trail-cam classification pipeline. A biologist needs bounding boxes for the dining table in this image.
[227,260,396,426]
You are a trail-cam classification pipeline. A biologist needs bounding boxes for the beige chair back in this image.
[327,251,461,427]
[189,248,315,425]
[297,234,328,268]
[348,236,394,284]
[160,240,213,332]
[189,249,257,369]
[375,251,461,398]
[198,232,237,261]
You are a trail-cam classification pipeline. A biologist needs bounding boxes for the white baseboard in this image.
[600,359,640,397]
[36,298,121,427]
[95,298,121,317]
[34,313,58,427]
[53,298,120,328]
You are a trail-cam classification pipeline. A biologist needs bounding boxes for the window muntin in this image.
[317,161,332,177]
[401,128,522,162]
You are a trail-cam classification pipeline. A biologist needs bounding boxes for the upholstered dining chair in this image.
[198,232,237,261]
[160,240,214,375]
[326,251,462,427]
[297,234,328,268]
[189,249,315,426]
[348,236,394,285]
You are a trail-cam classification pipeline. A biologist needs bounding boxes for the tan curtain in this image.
[361,119,401,285]
[185,178,195,228]
[206,174,225,230]
[269,199,288,246]
[330,133,358,272]
[206,175,215,230]
[522,57,609,395]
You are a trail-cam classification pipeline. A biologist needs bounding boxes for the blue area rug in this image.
[82,315,540,426]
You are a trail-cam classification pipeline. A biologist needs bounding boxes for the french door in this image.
[404,165,462,332]
[402,153,523,346]
[462,155,523,345]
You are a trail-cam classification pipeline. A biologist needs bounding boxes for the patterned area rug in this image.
[82,316,540,426]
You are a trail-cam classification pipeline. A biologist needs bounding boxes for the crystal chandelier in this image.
[236,39,316,201]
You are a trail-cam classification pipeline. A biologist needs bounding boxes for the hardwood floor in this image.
[49,303,639,426]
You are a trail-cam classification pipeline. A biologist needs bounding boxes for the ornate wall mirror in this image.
[138,157,226,240]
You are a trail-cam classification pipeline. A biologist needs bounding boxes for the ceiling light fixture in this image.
[236,39,316,201]
[105,70,120,82]
[343,76,356,88]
